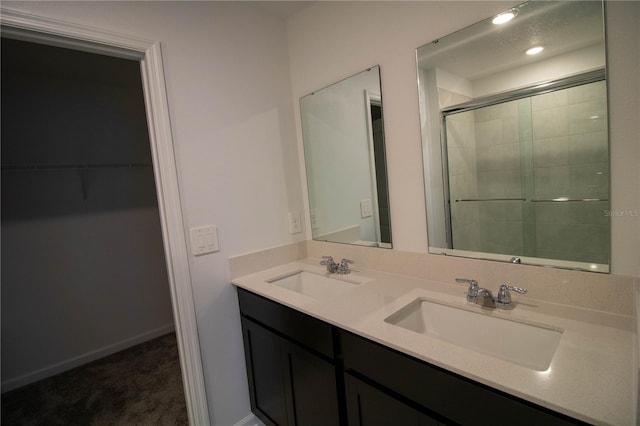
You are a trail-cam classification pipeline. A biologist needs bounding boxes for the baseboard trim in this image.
[234,413,265,426]
[1,323,175,393]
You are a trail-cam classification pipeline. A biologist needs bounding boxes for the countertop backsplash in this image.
[229,240,637,316]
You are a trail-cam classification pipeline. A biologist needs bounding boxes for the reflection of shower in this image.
[442,71,609,265]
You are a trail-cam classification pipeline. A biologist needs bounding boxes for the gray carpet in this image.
[1,333,189,425]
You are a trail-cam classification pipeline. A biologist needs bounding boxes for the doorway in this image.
[1,36,187,420]
[0,8,209,424]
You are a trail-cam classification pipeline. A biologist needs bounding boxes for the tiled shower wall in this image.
[446,80,609,264]
[530,81,609,264]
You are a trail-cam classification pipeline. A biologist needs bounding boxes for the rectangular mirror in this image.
[300,66,392,248]
[417,0,609,272]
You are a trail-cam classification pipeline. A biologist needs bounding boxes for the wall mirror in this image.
[417,0,609,272]
[300,66,392,248]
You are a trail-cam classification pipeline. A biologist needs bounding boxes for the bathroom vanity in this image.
[233,259,635,426]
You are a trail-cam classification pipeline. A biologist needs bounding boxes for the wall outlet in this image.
[288,211,302,234]
[190,225,219,256]
[360,199,373,218]
[310,209,320,230]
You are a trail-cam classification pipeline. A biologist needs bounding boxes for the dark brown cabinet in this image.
[281,336,341,425]
[241,318,290,425]
[236,287,585,426]
[344,373,439,426]
[340,331,584,426]
[238,289,341,426]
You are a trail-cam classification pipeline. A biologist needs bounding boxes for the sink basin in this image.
[384,298,563,371]
[266,270,360,300]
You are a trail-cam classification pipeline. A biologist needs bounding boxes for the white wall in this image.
[287,1,640,277]
[1,2,304,424]
[1,210,174,389]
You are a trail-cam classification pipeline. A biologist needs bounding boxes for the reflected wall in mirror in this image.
[300,66,392,248]
[417,0,609,272]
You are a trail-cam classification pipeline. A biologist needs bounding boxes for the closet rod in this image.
[1,163,153,172]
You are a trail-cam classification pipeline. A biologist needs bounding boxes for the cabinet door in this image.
[282,340,341,426]
[345,373,438,426]
[242,318,290,426]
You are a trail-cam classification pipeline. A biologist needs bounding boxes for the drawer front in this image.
[340,331,584,426]
[237,287,334,358]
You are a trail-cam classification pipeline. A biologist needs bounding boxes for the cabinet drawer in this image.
[237,288,334,359]
[340,331,584,426]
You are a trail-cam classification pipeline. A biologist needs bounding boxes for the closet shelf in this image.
[1,163,153,172]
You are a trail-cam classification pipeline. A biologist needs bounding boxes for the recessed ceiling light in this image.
[492,11,516,25]
[526,46,544,55]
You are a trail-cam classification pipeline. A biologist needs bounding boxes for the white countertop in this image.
[232,259,636,426]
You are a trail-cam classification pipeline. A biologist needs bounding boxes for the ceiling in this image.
[243,1,314,19]
[417,1,605,81]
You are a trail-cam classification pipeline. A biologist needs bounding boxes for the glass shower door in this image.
[443,79,609,265]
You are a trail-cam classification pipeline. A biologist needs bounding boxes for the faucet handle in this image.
[455,278,479,301]
[496,284,527,309]
[320,256,337,273]
[501,284,527,294]
[337,258,354,274]
[320,255,334,264]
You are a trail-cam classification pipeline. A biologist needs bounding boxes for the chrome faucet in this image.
[320,256,354,274]
[337,258,354,275]
[455,278,479,302]
[456,278,527,310]
[320,256,339,273]
[496,284,528,310]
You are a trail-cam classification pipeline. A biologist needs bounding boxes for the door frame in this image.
[364,90,382,244]
[0,8,210,425]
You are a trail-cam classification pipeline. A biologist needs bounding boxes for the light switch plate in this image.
[190,225,219,256]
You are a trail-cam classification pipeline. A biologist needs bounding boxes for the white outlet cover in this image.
[288,211,302,234]
[310,209,320,230]
[360,199,373,218]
